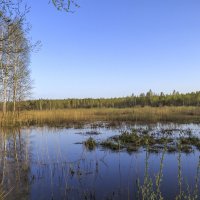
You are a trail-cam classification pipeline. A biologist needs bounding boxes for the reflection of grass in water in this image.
[0,185,13,200]
[0,186,7,200]
[1,127,200,200]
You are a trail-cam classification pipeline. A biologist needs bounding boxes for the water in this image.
[0,124,200,200]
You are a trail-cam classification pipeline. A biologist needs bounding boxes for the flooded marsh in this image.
[0,123,200,199]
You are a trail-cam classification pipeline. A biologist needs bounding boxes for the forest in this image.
[4,90,200,111]
[0,1,200,200]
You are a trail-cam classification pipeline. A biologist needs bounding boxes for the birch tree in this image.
[9,21,32,113]
[0,1,32,114]
[0,17,11,114]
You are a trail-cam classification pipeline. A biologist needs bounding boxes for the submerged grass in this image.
[1,126,200,199]
[0,106,200,127]
[101,141,121,151]
[100,129,200,153]
[84,137,97,150]
[180,137,200,150]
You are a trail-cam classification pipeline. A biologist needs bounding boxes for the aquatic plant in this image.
[180,137,200,150]
[137,149,165,200]
[101,140,121,151]
[1,126,200,199]
[175,153,200,200]
[84,137,97,150]
[100,128,200,154]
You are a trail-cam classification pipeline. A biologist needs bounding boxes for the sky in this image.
[27,0,200,99]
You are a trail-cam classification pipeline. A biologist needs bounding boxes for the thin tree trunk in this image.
[13,54,19,113]
[0,31,4,113]
[3,72,8,114]
[3,29,11,115]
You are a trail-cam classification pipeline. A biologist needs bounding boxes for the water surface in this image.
[0,123,200,199]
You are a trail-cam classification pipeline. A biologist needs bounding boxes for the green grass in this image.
[99,129,200,153]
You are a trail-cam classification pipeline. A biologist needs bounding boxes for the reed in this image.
[0,106,200,127]
[138,150,200,200]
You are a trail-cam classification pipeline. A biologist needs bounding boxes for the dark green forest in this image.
[4,90,200,111]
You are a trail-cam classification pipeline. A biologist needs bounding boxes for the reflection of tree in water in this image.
[31,147,200,200]
[0,127,200,200]
[0,128,30,200]
[30,147,101,199]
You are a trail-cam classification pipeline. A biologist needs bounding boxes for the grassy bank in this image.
[0,106,200,127]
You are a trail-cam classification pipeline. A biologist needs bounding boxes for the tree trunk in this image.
[13,53,19,113]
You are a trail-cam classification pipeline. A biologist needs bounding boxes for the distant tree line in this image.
[2,90,200,111]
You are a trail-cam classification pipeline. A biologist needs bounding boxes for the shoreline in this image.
[0,106,200,127]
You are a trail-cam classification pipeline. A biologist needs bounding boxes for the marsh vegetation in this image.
[0,124,199,199]
[0,106,200,127]
[99,127,200,153]
[0,1,199,199]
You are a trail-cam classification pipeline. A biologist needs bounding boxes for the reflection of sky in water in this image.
[3,124,200,200]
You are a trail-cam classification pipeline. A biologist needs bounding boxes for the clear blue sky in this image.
[27,0,200,99]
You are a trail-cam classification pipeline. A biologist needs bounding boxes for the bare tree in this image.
[51,0,79,12]
[9,21,32,113]
[0,0,33,114]
[0,17,11,114]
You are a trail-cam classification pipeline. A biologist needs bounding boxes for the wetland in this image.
[0,123,200,199]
